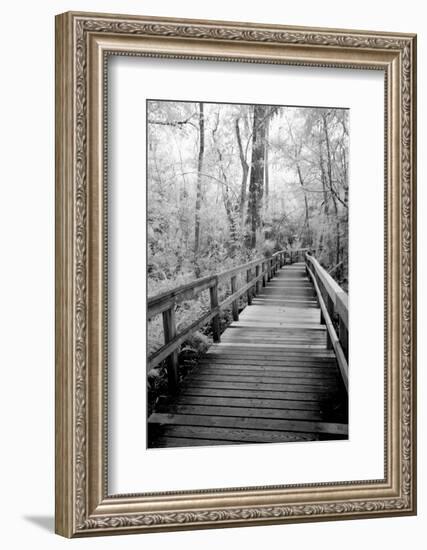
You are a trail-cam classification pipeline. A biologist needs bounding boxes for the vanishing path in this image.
[148,262,348,448]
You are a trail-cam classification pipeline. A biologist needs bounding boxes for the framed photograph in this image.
[55,11,417,537]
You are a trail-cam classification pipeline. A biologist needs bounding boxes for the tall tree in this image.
[235,117,249,226]
[194,103,205,276]
[247,105,268,248]
[264,120,270,205]
[321,111,340,265]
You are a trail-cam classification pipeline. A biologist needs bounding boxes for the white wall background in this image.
[0,0,424,548]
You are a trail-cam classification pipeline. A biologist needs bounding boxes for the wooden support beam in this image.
[210,283,221,343]
[231,275,239,321]
[255,264,260,294]
[162,307,179,392]
[339,318,348,359]
[246,269,253,305]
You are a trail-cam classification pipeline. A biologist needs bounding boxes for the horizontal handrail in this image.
[304,252,348,391]
[148,275,217,319]
[149,266,267,369]
[306,264,348,391]
[148,250,287,319]
[305,253,348,330]
[148,249,287,391]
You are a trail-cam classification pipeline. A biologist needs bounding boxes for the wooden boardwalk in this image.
[148,262,348,448]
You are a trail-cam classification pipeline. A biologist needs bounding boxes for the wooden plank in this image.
[220,336,326,342]
[240,310,320,317]
[195,365,337,377]
[182,379,337,394]
[151,425,320,444]
[209,343,336,354]
[223,333,326,349]
[198,359,337,368]
[170,394,324,411]
[199,359,337,368]
[233,328,320,334]
[202,352,337,362]
[205,348,335,357]
[189,374,338,388]
[219,340,326,349]
[205,354,335,363]
[191,374,338,386]
[156,404,327,422]
[206,347,334,355]
[204,353,336,362]
[230,322,327,330]
[180,386,334,402]
[190,374,338,384]
[251,300,318,307]
[149,413,348,436]
[152,436,233,448]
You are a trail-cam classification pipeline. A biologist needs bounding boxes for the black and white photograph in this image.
[146,99,349,449]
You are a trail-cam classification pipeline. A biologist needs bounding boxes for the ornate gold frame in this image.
[55,11,417,537]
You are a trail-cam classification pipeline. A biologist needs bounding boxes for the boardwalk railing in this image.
[303,251,349,391]
[148,250,287,391]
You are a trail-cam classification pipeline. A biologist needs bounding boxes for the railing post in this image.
[326,330,333,349]
[339,317,348,358]
[246,269,253,305]
[290,251,293,264]
[230,275,239,321]
[162,307,179,392]
[255,264,260,294]
[317,297,333,350]
[209,281,221,342]
[336,292,349,360]
[262,261,266,287]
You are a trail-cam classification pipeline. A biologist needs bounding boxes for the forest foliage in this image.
[148,100,349,292]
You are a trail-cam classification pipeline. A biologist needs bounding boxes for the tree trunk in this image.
[318,134,329,216]
[322,112,341,267]
[297,164,310,246]
[194,103,204,276]
[264,121,269,206]
[235,118,249,225]
[223,186,239,256]
[247,105,267,249]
